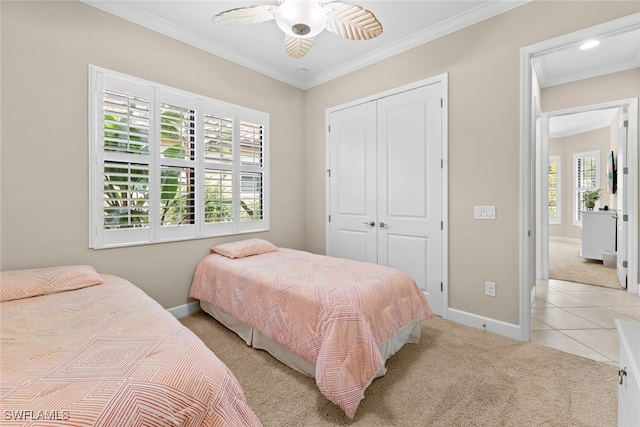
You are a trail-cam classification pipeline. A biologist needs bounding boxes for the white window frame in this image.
[548,155,561,225]
[89,65,269,249]
[573,150,600,226]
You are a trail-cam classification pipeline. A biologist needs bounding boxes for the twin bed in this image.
[189,238,432,419]
[1,239,431,423]
[0,265,261,426]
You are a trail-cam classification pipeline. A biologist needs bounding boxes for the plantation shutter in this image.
[574,151,599,224]
[90,65,269,249]
[548,156,560,224]
[155,90,197,241]
[201,101,236,236]
[237,110,269,233]
[93,73,154,248]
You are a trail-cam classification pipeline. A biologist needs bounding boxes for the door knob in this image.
[363,221,375,227]
[379,222,388,228]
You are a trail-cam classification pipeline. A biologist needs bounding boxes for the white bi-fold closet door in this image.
[327,81,444,315]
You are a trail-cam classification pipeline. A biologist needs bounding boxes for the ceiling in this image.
[549,108,620,139]
[82,1,639,133]
[82,0,531,89]
[538,24,640,138]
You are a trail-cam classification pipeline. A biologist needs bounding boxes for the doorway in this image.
[538,103,634,290]
[519,13,640,342]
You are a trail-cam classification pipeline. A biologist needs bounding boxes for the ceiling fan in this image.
[211,0,383,59]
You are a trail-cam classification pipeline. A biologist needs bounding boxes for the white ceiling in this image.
[81,1,639,134]
[549,108,620,139]
[82,0,531,89]
[533,27,640,89]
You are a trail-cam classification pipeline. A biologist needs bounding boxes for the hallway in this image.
[532,279,640,365]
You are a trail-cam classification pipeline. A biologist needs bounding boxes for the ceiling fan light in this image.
[275,0,327,38]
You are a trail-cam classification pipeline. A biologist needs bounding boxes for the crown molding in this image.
[82,0,530,90]
[300,0,530,89]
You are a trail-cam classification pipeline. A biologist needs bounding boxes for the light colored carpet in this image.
[180,312,618,427]
[549,241,621,289]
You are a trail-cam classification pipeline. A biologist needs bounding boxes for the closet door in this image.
[377,83,442,314]
[327,81,443,315]
[327,101,378,264]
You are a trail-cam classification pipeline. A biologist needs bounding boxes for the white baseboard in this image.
[447,308,522,341]
[549,236,581,245]
[167,301,200,319]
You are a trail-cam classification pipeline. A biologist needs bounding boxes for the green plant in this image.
[584,188,602,202]
[583,188,602,211]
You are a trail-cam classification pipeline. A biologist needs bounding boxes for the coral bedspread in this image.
[189,248,432,418]
[0,274,261,427]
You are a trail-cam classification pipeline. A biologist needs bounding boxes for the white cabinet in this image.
[580,211,616,260]
[616,319,640,427]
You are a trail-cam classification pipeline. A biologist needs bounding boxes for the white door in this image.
[377,84,443,314]
[327,101,378,264]
[327,82,443,315]
[617,115,628,288]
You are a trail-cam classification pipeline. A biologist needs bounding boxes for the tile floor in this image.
[532,279,640,366]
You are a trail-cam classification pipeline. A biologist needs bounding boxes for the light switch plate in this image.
[474,205,496,220]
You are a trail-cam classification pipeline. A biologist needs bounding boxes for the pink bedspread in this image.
[189,248,432,418]
[0,274,262,427]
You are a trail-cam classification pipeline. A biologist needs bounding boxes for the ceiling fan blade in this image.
[284,35,314,59]
[212,5,276,25]
[324,2,383,41]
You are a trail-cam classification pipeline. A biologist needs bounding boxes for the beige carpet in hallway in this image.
[549,240,621,289]
[181,311,618,427]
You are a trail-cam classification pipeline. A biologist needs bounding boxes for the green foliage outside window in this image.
[103,108,259,229]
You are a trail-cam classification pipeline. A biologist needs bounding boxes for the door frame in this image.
[536,101,637,284]
[325,73,449,318]
[520,13,640,342]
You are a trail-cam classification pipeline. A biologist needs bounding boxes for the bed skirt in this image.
[200,300,421,379]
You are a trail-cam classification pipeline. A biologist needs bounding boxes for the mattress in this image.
[0,267,261,427]
[190,245,432,418]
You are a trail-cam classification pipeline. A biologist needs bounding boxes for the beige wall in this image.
[0,1,305,308]
[304,1,639,324]
[549,127,615,240]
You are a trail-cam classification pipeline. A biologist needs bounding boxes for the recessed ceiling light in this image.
[580,40,600,50]
[296,68,308,75]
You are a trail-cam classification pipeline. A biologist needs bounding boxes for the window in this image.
[573,150,599,226]
[89,66,269,248]
[548,156,561,224]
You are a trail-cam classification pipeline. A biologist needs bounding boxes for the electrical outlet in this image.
[485,281,496,297]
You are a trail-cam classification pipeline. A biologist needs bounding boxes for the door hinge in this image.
[440,98,443,108]
[623,260,628,268]
[440,282,443,292]
[441,159,443,168]
[441,221,443,230]
[326,169,331,177]
[623,167,629,174]
[328,125,331,132]
[623,214,628,222]
[623,120,628,128]
[328,215,331,223]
